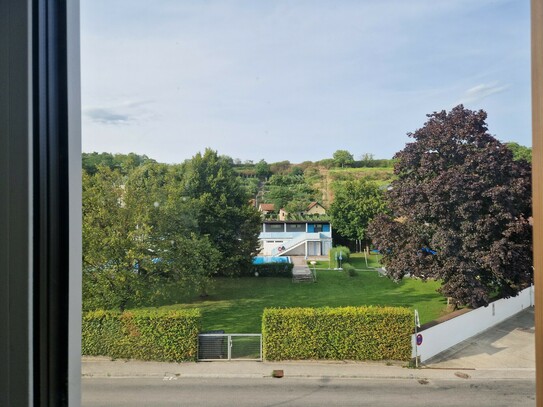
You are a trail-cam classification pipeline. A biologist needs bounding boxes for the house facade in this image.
[259,220,333,257]
[305,201,327,216]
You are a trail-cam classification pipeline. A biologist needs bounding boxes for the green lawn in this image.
[144,254,447,333]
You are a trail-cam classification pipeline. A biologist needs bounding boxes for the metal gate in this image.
[198,333,262,361]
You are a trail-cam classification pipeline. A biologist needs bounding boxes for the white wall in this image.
[262,240,286,255]
[412,286,534,362]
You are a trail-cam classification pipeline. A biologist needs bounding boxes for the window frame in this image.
[0,0,81,406]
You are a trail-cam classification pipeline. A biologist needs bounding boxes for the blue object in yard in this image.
[421,247,437,255]
[371,249,380,254]
[252,256,291,265]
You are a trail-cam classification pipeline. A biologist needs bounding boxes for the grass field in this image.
[144,254,447,333]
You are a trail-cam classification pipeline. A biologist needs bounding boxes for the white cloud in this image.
[457,83,510,105]
[85,108,130,125]
[83,99,156,125]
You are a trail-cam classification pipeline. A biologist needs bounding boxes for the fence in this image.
[413,285,534,363]
[198,333,262,361]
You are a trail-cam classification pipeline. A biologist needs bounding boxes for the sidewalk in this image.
[82,357,535,381]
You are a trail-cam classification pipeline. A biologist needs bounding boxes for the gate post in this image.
[227,335,232,360]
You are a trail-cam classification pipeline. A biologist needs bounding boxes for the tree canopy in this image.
[82,149,261,311]
[368,105,532,308]
[329,179,388,243]
[255,159,272,179]
[332,150,354,168]
[505,142,532,163]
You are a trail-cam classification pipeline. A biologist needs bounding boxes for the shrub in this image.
[329,246,351,266]
[262,306,412,361]
[82,309,201,362]
[342,262,357,277]
[242,262,294,277]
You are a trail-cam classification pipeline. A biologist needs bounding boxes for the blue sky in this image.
[81,0,531,164]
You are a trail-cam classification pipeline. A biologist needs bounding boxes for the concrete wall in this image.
[412,286,534,362]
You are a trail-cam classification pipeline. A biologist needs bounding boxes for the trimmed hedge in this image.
[242,262,294,277]
[262,306,412,361]
[82,309,201,362]
[342,262,357,277]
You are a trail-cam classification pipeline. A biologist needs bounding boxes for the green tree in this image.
[82,152,154,175]
[332,150,354,168]
[255,159,272,179]
[82,166,149,311]
[505,142,532,163]
[368,106,532,308]
[329,179,388,246]
[183,149,261,276]
[82,161,224,310]
[359,153,375,167]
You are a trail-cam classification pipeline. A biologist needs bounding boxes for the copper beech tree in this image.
[368,106,532,308]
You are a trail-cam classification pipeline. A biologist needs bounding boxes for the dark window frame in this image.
[0,1,81,406]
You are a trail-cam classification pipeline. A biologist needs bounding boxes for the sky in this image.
[81,0,531,164]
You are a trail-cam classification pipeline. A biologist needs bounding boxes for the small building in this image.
[277,202,328,220]
[258,203,276,214]
[304,201,327,216]
[259,221,332,257]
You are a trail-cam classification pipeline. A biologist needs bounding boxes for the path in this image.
[290,256,313,282]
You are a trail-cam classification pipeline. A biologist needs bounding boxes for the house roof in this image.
[258,203,275,212]
[307,201,325,210]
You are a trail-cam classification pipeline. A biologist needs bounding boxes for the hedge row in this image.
[241,262,294,277]
[82,309,201,362]
[262,306,412,361]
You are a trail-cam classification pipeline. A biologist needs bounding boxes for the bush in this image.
[329,246,351,266]
[342,262,357,277]
[262,306,412,361]
[242,262,294,277]
[82,309,201,362]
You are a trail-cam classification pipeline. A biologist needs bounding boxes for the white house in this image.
[259,221,333,257]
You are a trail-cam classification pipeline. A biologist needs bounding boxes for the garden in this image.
[144,253,447,333]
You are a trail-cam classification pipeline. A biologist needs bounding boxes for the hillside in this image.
[236,162,394,211]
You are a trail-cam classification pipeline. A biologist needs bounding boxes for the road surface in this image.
[82,377,535,407]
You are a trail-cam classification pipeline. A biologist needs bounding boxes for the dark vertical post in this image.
[532,1,543,406]
[0,1,33,405]
[33,0,81,405]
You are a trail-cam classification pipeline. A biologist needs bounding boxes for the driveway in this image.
[425,308,535,369]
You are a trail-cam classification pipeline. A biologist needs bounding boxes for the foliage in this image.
[290,166,304,176]
[81,309,201,362]
[82,152,155,175]
[242,262,294,277]
[262,306,412,361]
[265,174,317,210]
[329,179,389,242]
[183,149,262,276]
[368,105,532,308]
[82,166,151,312]
[505,142,532,163]
[342,263,357,277]
[255,159,272,179]
[329,246,351,266]
[332,149,355,168]
[269,160,291,174]
[83,149,261,311]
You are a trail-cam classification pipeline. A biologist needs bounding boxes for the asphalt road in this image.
[82,377,535,407]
